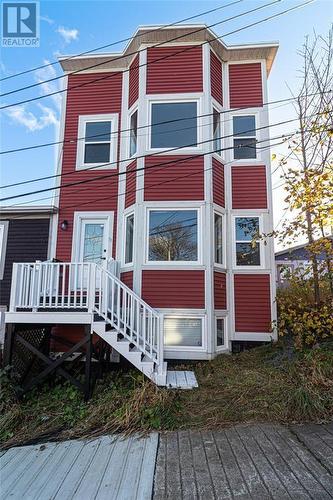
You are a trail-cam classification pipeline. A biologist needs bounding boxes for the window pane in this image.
[151,102,197,148]
[130,111,137,157]
[213,108,221,153]
[125,214,134,264]
[214,213,223,265]
[164,317,202,347]
[233,116,256,137]
[235,217,259,241]
[85,121,111,142]
[83,224,104,265]
[236,242,260,266]
[84,143,110,163]
[233,138,256,159]
[216,318,224,346]
[149,210,197,261]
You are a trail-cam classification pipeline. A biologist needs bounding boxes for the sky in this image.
[1,0,332,250]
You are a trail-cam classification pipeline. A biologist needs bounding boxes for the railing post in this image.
[157,313,164,372]
[87,263,96,312]
[9,263,19,312]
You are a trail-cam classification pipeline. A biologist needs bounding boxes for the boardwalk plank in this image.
[165,432,182,499]
[178,430,198,500]
[201,431,232,500]
[136,434,159,500]
[153,434,167,500]
[189,431,216,499]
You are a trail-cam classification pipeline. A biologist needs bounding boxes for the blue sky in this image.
[1,0,332,247]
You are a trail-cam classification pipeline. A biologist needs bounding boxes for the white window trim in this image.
[145,206,202,266]
[214,210,226,268]
[232,215,264,270]
[216,316,227,351]
[128,107,138,159]
[122,211,135,267]
[231,110,261,163]
[147,97,203,154]
[163,314,207,351]
[0,221,9,280]
[76,113,118,171]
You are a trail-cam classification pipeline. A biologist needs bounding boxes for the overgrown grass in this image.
[1,342,332,449]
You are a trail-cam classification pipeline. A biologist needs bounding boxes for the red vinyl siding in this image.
[232,166,267,209]
[121,271,133,290]
[214,271,227,309]
[125,160,137,208]
[212,157,225,207]
[142,270,205,308]
[234,274,271,332]
[146,46,203,94]
[144,156,204,201]
[56,72,122,261]
[229,63,263,108]
[128,54,139,108]
[210,51,223,105]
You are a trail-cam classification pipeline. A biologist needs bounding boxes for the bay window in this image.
[235,216,261,266]
[216,318,225,348]
[148,209,198,263]
[124,213,134,265]
[213,108,221,154]
[233,115,256,159]
[214,212,223,266]
[129,110,138,157]
[150,101,197,149]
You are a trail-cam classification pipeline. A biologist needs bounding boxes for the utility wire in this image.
[1,0,314,110]
[0,0,244,83]
[0,0,278,98]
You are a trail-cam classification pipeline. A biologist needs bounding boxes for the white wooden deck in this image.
[166,370,198,389]
[0,434,158,500]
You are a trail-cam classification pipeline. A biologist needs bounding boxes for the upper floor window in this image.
[124,213,134,265]
[129,110,138,157]
[235,216,261,266]
[214,212,223,266]
[233,115,256,159]
[150,102,197,149]
[77,114,118,170]
[148,209,198,263]
[213,108,221,154]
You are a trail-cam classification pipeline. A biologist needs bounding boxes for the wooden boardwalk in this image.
[153,424,333,500]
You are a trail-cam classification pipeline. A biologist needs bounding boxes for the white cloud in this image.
[57,26,79,44]
[40,15,54,25]
[4,103,59,132]
[34,60,62,111]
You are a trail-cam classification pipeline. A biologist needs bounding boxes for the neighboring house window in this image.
[150,101,197,149]
[233,115,256,159]
[77,114,118,169]
[0,221,9,280]
[129,110,138,157]
[213,108,221,154]
[214,212,223,265]
[148,209,198,262]
[164,317,203,348]
[277,263,294,283]
[124,213,134,265]
[235,216,261,266]
[216,317,225,348]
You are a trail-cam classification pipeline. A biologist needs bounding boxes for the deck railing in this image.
[9,261,163,368]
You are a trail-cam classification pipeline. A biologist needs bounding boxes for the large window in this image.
[77,114,118,169]
[233,115,256,159]
[124,213,134,264]
[129,110,138,157]
[235,217,261,266]
[148,210,198,262]
[214,213,223,265]
[213,108,221,154]
[164,317,203,348]
[151,102,197,149]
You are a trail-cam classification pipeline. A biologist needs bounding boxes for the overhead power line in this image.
[0,0,278,98]
[1,0,314,110]
[0,0,244,83]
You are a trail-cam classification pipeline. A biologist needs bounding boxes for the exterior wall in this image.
[120,270,134,290]
[0,218,50,307]
[212,157,225,207]
[146,46,203,94]
[128,54,139,108]
[56,72,122,261]
[232,165,267,209]
[142,270,205,308]
[125,160,137,208]
[214,271,227,310]
[234,274,272,333]
[229,63,263,108]
[210,50,223,105]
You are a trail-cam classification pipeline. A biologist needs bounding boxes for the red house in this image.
[6,26,278,386]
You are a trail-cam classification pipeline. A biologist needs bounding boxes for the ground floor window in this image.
[164,316,203,348]
[216,317,225,348]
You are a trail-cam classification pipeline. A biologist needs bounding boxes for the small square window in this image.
[216,318,225,347]
[151,102,197,149]
[233,116,256,159]
[235,217,261,266]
